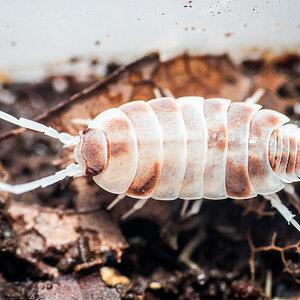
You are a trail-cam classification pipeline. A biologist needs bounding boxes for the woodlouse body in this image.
[0,94,299,230]
[75,96,298,201]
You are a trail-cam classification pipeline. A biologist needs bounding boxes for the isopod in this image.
[0,90,299,231]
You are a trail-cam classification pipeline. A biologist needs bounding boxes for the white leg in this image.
[180,200,189,217]
[71,118,92,126]
[284,183,300,205]
[245,88,265,104]
[181,199,203,219]
[264,193,300,232]
[187,199,203,217]
[179,226,205,271]
[121,198,149,220]
[153,87,163,99]
[153,87,175,99]
[162,88,174,98]
[107,194,126,210]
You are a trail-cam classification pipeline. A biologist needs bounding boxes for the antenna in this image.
[0,111,80,146]
[0,110,84,194]
[0,163,84,194]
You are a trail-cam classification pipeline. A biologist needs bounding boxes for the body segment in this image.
[225,102,260,199]
[120,101,163,199]
[177,97,207,200]
[80,97,298,201]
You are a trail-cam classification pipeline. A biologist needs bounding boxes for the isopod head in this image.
[75,128,108,176]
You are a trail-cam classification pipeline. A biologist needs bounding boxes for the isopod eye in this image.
[75,128,108,176]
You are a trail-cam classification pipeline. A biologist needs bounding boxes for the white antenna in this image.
[0,163,84,194]
[0,110,84,194]
[0,111,80,146]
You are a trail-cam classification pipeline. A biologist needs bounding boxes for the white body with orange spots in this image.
[76,97,299,201]
[0,95,299,230]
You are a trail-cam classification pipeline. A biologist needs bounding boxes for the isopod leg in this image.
[188,199,203,217]
[162,88,174,98]
[121,198,149,220]
[180,200,189,217]
[153,87,163,98]
[180,199,203,219]
[153,87,174,99]
[245,88,265,104]
[264,193,300,232]
[284,183,300,206]
[107,194,126,210]
[178,226,205,271]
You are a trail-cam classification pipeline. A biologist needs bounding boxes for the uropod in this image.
[0,89,299,231]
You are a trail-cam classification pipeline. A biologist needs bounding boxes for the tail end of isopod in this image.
[0,110,85,195]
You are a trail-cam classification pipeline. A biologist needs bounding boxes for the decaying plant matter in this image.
[0,53,299,299]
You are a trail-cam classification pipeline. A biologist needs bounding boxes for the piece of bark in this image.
[0,199,127,277]
[0,273,120,300]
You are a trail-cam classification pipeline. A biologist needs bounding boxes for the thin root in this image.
[247,232,300,284]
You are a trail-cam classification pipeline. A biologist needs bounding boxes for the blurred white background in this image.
[0,0,300,81]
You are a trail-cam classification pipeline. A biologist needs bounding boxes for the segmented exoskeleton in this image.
[0,91,299,230]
